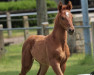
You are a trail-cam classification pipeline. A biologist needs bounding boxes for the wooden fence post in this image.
[91,22,94,57]
[23,16,29,40]
[42,22,49,36]
[0,24,5,58]
[6,12,12,38]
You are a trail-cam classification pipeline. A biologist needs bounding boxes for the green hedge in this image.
[0,0,57,28]
[0,1,36,11]
[0,0,57,11]
[1,14,57,28]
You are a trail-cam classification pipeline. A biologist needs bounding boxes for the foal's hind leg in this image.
[37,64,49,75]
[19,49,34,75]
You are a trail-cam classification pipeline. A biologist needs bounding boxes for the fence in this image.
[0,17,94,75]
[0,17,94,54]
[0,12,94,75]
[0,1,94,75]
[0,9,94,56]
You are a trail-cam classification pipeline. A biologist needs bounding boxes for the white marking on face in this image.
[66,12,69,17]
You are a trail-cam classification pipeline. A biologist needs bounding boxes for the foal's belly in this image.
[31,38,49,64]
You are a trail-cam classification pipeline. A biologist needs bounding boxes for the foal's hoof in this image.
[19,74,21,75]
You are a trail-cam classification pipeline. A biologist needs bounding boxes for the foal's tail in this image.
[22,38,35,53]
[19,37,35,75]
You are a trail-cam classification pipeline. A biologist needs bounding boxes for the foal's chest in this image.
[52,47,67,63]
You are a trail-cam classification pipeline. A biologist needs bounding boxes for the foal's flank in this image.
[19,1,74,75]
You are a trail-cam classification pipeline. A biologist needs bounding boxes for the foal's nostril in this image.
[69,29,71,32]
[68,29,74,35]
[72,29,74,32]
[69,29,74,32]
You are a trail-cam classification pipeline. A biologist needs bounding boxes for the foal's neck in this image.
[51,14,67,44]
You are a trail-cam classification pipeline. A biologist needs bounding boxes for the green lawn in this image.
[3,24,54,38]
[3,29,37,38]
[0,44,94,75]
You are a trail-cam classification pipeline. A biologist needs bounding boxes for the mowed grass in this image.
[0,44,94,75]
[3,29,37,38]
[3,24,54,38]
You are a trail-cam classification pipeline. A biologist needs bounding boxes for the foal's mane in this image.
[52,12,66,41]
[54,13,59,26]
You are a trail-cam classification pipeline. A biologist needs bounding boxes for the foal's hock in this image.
[19,1,74,75]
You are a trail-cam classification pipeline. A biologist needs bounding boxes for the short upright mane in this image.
[54,13,60,26]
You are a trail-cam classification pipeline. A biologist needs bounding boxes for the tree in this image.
[36,0,48,35]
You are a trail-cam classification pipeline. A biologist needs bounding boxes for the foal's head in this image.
[58,1,74,35]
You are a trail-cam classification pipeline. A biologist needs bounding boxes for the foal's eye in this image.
[61,17,65,20]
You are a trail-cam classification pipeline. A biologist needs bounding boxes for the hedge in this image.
[0,0,57,11]
[0,0,57,28]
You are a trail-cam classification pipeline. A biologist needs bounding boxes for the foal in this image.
[19,1,74,75]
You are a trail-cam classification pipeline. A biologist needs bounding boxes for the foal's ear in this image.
[67,1,72,10]
[58,1,63,13]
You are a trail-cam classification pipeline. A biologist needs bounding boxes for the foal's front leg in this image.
[50,59,63,75]
[60,63,66,74]
[37,64,49,75]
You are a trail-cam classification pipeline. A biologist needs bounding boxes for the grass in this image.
[0,44,94,75]
[3,29,37,38]
[3,24,54,38]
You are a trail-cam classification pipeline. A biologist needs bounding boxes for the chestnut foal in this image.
[19,1,74,75]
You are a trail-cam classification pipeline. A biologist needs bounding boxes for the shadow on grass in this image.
[64,55,94,75]
[0,68,55,75]
[0,71,19,75]
[0,69,43,75]
[8,54,21,60]
[0,62,94,75]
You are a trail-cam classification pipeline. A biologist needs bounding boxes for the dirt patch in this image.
[4,37,24,45]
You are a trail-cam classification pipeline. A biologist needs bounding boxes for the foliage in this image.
[46,0,57,9]
[1,14,56,28]
[0,0,57,11]
[0,0,57,28]
[0,1,36,11]
[48,13,57,24]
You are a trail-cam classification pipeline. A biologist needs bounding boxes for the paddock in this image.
[0,0,94,75]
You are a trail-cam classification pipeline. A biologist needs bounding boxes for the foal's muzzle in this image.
[68,28,74,35]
